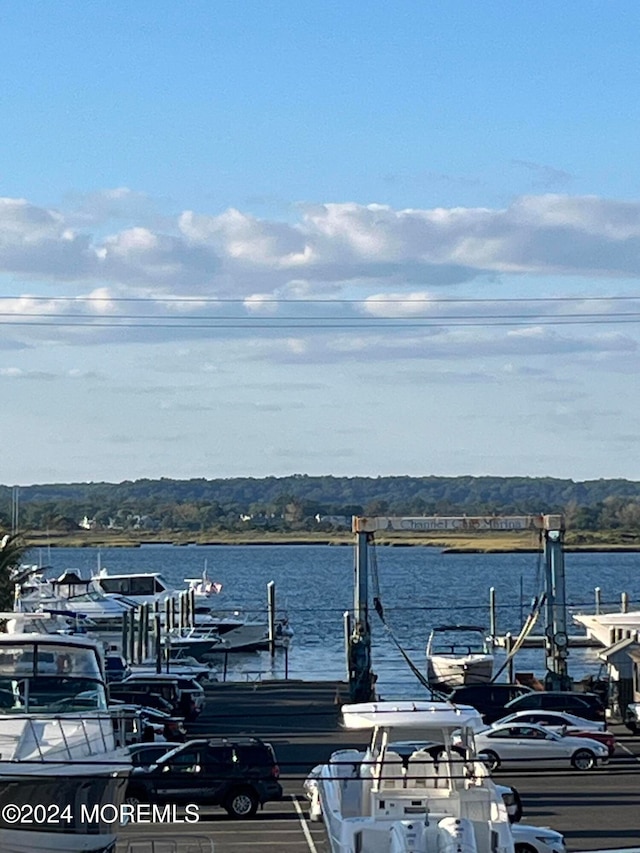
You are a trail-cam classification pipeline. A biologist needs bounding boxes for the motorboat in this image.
[306,700,515,853]
[426,625,494,687]
[0,632,131,853]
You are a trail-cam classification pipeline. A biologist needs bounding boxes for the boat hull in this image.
[427,653,494,687]
[0,766,128,853]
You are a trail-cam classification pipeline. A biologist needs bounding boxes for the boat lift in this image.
[348,513,570,702]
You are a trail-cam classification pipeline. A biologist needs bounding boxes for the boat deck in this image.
[117,679,640,853]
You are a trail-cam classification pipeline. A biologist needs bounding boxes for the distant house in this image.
[315,514,351,529]
[78,516,96,530]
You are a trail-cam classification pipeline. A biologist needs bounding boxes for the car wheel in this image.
[571,748,596,770]
[514,844,537,853]
[225,787,259,819]
[482,750,500,772]
[123,790,144,808]
[626,721,638,734]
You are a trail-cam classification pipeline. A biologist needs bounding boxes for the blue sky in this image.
[2,1,640,484]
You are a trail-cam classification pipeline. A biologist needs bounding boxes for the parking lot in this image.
[118,682,640,853]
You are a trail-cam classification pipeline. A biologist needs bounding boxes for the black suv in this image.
[448,684,534,723]
[503,690,605,721]
[124,738,283,818]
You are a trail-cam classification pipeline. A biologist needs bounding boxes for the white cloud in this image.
[2,191,640,357]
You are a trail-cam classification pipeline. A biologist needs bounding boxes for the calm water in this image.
[33,544,640,698]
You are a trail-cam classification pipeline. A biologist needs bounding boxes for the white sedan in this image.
[493,709,605,732]
[475,723,609,771]
[512,823,566,853]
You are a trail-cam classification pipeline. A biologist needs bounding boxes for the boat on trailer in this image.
[306,700,515,853]
[426,625,494,688]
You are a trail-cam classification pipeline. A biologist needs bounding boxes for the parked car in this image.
[511,823,567,853]
[475,723,609,771]
[127,741,182,768]
[623,701,640,733]
[122,674,205,719]
[124,737,283,818]
[108,685,176,716]
[503,691,605,722]
[492,711,616,756]
[447,683,534,723]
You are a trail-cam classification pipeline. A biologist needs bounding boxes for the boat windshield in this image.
[0,642,107,713]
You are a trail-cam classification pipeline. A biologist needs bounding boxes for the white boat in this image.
[572,610,640,647]
[307,700,515,853]
[426,625,494,687]
[0,632,131,853]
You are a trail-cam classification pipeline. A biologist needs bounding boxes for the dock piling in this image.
[506,632,514,683]
[343,611,352,681]
[489,587,497,638]
[595,587,601,615]
[267,581,276,658]
[154,601,161,674]
[622,592,629,614]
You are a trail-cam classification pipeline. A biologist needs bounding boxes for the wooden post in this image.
[506,632,514,683]
[267,581,276,658]
[136,607,144,664]
[189,587,196,628]
[154,601,162,674]
[489,587,497,639]
[121,609,129,662]
[128,608,135,664]
[622,592,629,614]
[343,611,352,681]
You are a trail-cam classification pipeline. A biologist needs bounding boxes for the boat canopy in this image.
[341,701,483,730]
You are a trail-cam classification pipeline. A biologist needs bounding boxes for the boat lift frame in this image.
[349,513,569,702]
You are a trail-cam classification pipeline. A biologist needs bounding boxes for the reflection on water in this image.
[37,545,640,698]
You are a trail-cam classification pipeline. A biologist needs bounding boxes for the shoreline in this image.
[22,531,640,553]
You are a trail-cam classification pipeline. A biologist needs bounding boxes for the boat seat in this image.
[378,751,405,790]
[405,750,442,790]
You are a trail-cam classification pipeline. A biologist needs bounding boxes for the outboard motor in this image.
[437,817,478,853]
[389,820,428,853]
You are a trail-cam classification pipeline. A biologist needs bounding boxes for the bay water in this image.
[35,544,640,697]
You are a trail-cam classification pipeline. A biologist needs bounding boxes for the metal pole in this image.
[622,592,629,614]
[489,587,497,638]
[267,581,276,658]
[543,518,570,690]
[595,587,601,615]
[284,642,289,679]
[223,651,228,682]
[349,531,372,703]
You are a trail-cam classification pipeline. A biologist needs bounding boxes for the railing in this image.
[0,712,120,762]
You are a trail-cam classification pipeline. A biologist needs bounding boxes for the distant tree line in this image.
[3,475,640,534]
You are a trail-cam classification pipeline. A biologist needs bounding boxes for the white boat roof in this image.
[0,632,102,650]
[341,701,483,730]
[96,570,165,580]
